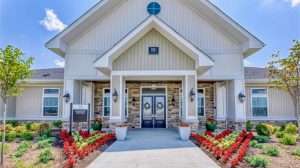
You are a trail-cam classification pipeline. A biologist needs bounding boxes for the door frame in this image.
[139,86,168,128]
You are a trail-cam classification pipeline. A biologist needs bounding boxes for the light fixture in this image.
[112,89,118,103]
[239,92,246,103]
[63,92,70,103]
[189,88,196,102]
[132,97,136,106]
[171,95,176,106]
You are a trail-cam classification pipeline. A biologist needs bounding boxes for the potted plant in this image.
[178,123,191,140]
[115,125,127,141]
[92,118,102,131]
[205,118,217,132]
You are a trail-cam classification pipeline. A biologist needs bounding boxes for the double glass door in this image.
[142,96,166,128]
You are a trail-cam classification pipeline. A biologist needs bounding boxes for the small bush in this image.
[291,148,300,157]
[6,120,19,127]
[24,123,32,131]
[280,125,286,132]
[256,124,271,137]
[52,120,62,128]
[41,129,53,138]
[255,135,270,143]
[276,131,284,138]
[5,132,17,141]
[37,148,55,164]
[31,123,40,132]
[37,123,50,136]
[0,144,10,154]
[15,126,26,134]
[263,146,279,156]
[249,140,264,149]
[5,124,14,133]
[280,134,296,145]
[246,155,269,168]
[15,160,34,168]
[21,132,34,140]
[36,138,54,149]
[246,120,254,131]
[264,124,275,134]
[273,126,279,133]
[13,141,32,158]
[284,123,298,134]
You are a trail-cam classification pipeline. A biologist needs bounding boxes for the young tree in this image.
[0,45,34,164]
[267,40,300,134]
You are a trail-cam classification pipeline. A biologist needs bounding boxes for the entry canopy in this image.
[93,15,215,74]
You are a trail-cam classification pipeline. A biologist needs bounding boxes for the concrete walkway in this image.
[87,129,220,168]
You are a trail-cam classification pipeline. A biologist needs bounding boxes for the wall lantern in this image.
[171,95,176,106]
[132,97,136,106]
[189,88,196,102]
[63,92,70,103]
[239,92,246,103]
[112,89,118,103]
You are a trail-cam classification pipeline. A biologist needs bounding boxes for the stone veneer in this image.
[94,81,110,128]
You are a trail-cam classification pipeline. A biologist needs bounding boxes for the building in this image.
[0,0,296,130]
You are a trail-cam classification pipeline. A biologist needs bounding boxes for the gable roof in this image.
[244,67,268,80]
[45,0,264,58]
[93,15,215,74]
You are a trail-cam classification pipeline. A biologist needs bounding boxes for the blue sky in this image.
[0,0,299,69]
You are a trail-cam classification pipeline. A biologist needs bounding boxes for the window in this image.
[103,89,110,117]
[197,89,205,117]
[125,89,128,117]
[179,89,183,116]
[43,88,59,117]
[251,88,268,117]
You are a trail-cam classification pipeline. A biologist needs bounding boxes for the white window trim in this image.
[102,88,110,117]
[197,88,205,118]
[125,88,128,117]
[250,88,269,118]
[42,88,60,117]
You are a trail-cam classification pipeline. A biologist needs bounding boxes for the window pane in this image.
[104,97,110,106]
[198,89,204,94]
[44,97,58,106]
[43,107,58,116]
[253,107,268,117]
[104,107,110,116]
[198,107,204,116]
[125,97,128,116]
[252,97,267,107]
[252,89,267,94]
[44,89,59,94]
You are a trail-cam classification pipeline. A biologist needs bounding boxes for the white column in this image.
[182,75,197,122]
[215,82,227,120]
[110,75,125,123]
[227,79,246,122]
[63,79,79,120]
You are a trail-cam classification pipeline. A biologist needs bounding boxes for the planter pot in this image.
[178,126,191,141]
[115,126,127,141]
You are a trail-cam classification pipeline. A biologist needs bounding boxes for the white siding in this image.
[113,29,195,71]
[246,86,295,119]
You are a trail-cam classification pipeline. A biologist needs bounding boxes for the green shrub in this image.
[280,125,286,132]
[255,135,270,143]
[264,124,275,134]
[24,123,32,131]
[280,134,296,145]
[52,120,62,128]
[246,120,254,131]
[5,124,14,133]
[13,141,32,158]
[263,146,279,156]
[291,148,300,157]
[14,160,34,168]
[284,123,298,134]
[36,138,54,149]
[256,124,271,137]
[0,144,10,154]
[31,123,40,132]
[37,148,55,164]
[246,155,269,168]
[5,132,17,141]
[273,126,279,133]
[276,131,284,138]
[6,120,19,127]
[41,129,53,138]
[21,132,34,140]
[37,123,50,136]
[15,126,26,134]
[250,140,264,149]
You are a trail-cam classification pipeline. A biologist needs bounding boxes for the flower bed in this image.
[61,130,115,168]
[191,130,253,168]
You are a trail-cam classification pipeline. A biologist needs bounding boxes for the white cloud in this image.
[244,60,253,67]
[54,59,65,67]
[261,0,300,7]
[39,8,67,32]
[291,0,300,6]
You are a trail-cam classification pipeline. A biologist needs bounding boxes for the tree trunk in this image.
[1,102,6,164]
[296,99,300,135]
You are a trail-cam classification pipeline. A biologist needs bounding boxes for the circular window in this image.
[147,2,161,15]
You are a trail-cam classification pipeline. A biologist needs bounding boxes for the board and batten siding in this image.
[112,29,195,71]
[0,97,16,117]
[15,86,63,118]
[245,86,295,119]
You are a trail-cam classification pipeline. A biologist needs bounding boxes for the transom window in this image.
[43,88,59,117]
[251,88,268,117]
[197,89,205,117]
